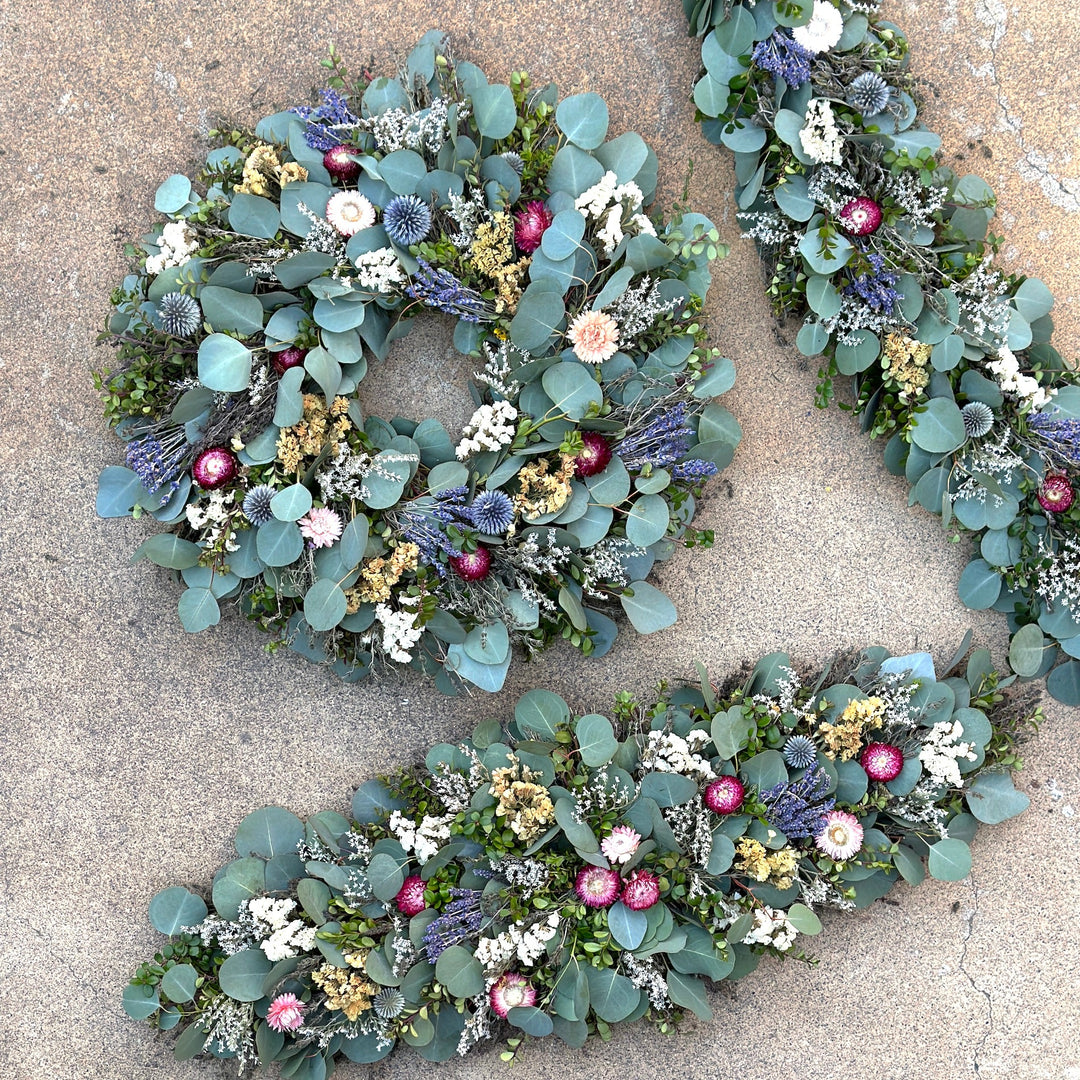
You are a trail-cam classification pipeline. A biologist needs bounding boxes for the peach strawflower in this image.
[567,310,619,365]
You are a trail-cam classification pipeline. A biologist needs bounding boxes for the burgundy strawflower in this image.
[514,200,554,253]
[395,875,427,916]
[323,144,361,184]
[191,448,238,490]
[572,432,613,478]
[620,869,661,911]
[450,546,491,582]
[1037,474,1075,513]
[489,973,537,1019]
[859,742,905,782]
[273,346,308,376]
[839,197,883,237]
[703,775,746,815]
[574,865,621,908]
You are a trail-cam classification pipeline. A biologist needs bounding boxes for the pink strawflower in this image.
[838,197,883,237]
[815,810,864,861]
[621,869,661,911]
[489,973,537,1019]
[326,191,376,236]
[1037,474,1075,513]
[395,874,427,916]
[450,546,491,582]
[567,310,620,365]
[266,993,305,1033]
[514,200,554,253]
[574,865,621,908]
[703,775,746,816]
[601,825,641,865]
[192,448,238,490]
[859,742,905,782]
[298,507,343,548]
[272,345,307,376]
[323,144,361,184]
[572,432,612,479]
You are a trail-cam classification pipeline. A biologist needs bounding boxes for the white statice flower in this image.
[474,913,560,972]
[622,953,671,1011]
[575,171,654,257]
[799,99,844,165]
[792,0,844,54]
[244,898,318,962]
[354,246,406,292]
[742,906,799,952]
[1034,534,1080,612]
[455,401,519,459]
[373,597,424,663]
[985,346,1056,410]
[640,728,716,782]
[145,220,199,275]
[362,97,464,155]
[919,720,977,788]
[473,339,524,398]
[185,489,239,553]
[386,810,454,865]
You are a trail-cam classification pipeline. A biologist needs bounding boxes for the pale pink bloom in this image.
[567,310,619,365]
[266,993,305,1032]
[489,973,537,1019]
[299,507,343,548]
[326,191,376,236]
[815,810,864,861]
[601,825,641,865]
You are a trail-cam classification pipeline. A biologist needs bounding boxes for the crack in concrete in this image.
[957,871,994,1075]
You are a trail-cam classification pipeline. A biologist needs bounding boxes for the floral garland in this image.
[95,33,738,693]
[682,0,1080,705]
[124,645,1037,1071]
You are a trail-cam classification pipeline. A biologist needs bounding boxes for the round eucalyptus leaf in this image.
[303,578,348,632]
[270,484,313,522]
[575,713,619,767]
[160,964,199,1004]
[957,558,1002,610]
[122,983,161,1020]
[926,838,972,882]
[149,887,208,936]
[177,587,221,633]
[218,949,274,1002]
[556,92,609,149]
[434,945,485,999]
[910,397,967,454]
[197,334,252,392]
[620,581,677,634]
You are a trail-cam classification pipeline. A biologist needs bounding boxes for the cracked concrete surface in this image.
[1,1,1078,1079]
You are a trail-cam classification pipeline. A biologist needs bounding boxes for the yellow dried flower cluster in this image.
[311,954,377,1021]
[818,696,885,760]
[881,333,931,400]
[470,213,532,314]
[733,838,800,888]
[233,143,308,196]
[346,543,420,608]
[490,760,556,843]
[513,457,575,521]
[276,394,351,473]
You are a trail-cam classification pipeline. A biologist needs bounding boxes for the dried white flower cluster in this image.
[146,221,199,275]
[640,728,716,782]
[570,765,636,823]
[317,445,419,504]
[474,913,559,972]
[363,97,464,155]
[446,188,493,250]
[1034,534,1080,612]
[473,339,524,398]
[353,247,406,292]
[792,0,844,53]
[604,275,679,343]
[431,758,485,814]
[741,905,798,951]
[455,401,518,459]
[985,345,1055,410]
[580,537,640,598]
[490,855,551,900]
[663,795,716,866]
[575,171,656,257]
[185,489,239,552]
[622,953,671,1011]
[918,720,977,788]
[198,996,257,1073]
[386,810,454,864]
[373,598,423,662]
[799,99,844,165]
[246,897,318,962]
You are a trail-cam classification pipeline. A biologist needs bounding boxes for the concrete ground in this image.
[0,1,1077,1078]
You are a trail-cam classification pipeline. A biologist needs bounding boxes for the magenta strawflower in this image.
[514,200,554,253]
[601,825,641,865]
[1037,474,1075,513]
[574,865,621,908]
[298,507,343,549]
[273,345,307,376]
[703,775,746,815]
[191,448,238,490]
[266,993,305,1032]
[815,810,864,860]
[839,196,883,236]
[450,546,491,582]
[621,869,661,911]
[860,742,905,782]
[395,874,427,916]
[572,432,613,478]
[489,973,537,1019]
[323,144,361,184]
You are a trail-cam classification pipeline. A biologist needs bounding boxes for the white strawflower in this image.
[792,0,844,54]
[326,191,376,236]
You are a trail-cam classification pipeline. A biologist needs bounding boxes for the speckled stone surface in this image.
[0,1,1077,1078]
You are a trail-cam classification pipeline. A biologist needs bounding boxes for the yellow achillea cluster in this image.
[490,760,556,843]
[513,457,575,521]
[311,953,377,1021]
[233,143,308,196]
[881,333,932,400]
[346,543,420,608]
[819,696,885,760]
[733,839,800,888]
[276,395,351,473]
[470,214,532,314]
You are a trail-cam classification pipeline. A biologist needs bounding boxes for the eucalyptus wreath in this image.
[683,0,1080,705]
[95,33,737,693]
[124,644,1036,1071]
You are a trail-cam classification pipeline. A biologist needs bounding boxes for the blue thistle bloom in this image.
[847,72,891,116]
[157,292,201,337]
[843,254,903,315]
[752,32,814,89]
[961,401,995,439]
[759,762,835,838]
[500,151,525,175]
[406,259,490,323]
[242,484,276,526]
[1029,410,1080,464]
[422,889,485,963]
[290,88,362,152]
[616,402,694,471]
[467,490,515,534]
[671,459,718,483]
[125,427,189,504]
[783,735,818,770]
[383,195,433,247]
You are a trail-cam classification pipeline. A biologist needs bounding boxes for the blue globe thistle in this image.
[467,490,515,534]
[500,151,525,175]
[373,987,406,1020]
[383,195,432,247]
[242,484,276,525]
[158,291,202,337]
[847,72,891,116]
[961,401,995,439]
[783,735,818,770]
